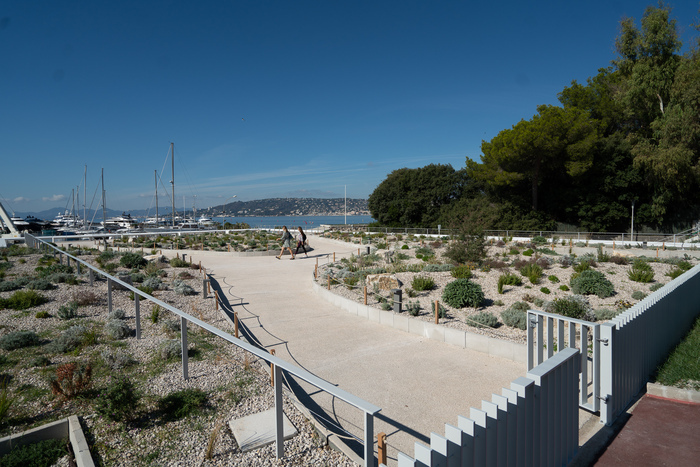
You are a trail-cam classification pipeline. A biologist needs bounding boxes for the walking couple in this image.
[276,226,308,260]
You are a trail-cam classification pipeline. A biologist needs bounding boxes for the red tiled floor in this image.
[595,395,700,466]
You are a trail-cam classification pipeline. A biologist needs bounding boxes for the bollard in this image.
[357,248,360,256]
[234,312,239,339]
[203,279,209,299]
[207,279,211,294]
[663,242,666,251]
[228,244,230,252]
[214,291,219,311]
[377,432,387,466]
[657,247,659,258]
[365,246,370,255]
[434,300,439,324]
[314,263,318,279]
[270,349,276,386]
[333,252,335,262]
[189,256,192,265]
[199,261,201,272]
[364,286,367,305]
[392,288,402,313]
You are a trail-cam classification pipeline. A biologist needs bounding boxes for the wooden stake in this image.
[214,291,219,311]
[270,349,276,386]
[364,286,367,305]
[378,432,387,466]
[434,300,439,324]
[234,312,239,339]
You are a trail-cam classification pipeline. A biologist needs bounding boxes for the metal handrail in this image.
[24,234,380,466]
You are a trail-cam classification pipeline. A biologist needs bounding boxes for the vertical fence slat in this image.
[456,416,476,465]
[180,317,188,380]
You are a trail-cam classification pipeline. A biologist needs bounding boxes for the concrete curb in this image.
[646,382,700,403]
[0,415,94,466]
[311,278,527,363]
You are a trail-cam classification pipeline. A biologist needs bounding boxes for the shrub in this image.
[422,263,453,272]
[158,388,209,421]
[109,308,126,320]
[649,283,664,292]
[0,330,40,350]
[48,325,90,353]
[547,296,591,320]
[143,276,164,290]
[559,284,570,291]
[501,304,528,330]
[104,263,118,273]
[120,252,147,269]
[101,348,136,370]
[27,278,55,290]
[57,301,78,320]
[35,263,73,278]
[540,287,551,294]
[596,245,611,262]
[160,339,182,360]
[609,255,629,265]
[573,261,591,274]
[570,270,615,298]
[442,279,484,308]
[519,263,542,284]
[631,290,647,300]
[531,236,547,244]
[628,259,654,283]
[50,362,92,399]
[105,319,131,340]
[444,232,486,264]
[468,311,498,328]
[169,257,189,268]
[0,438,67,467]
[497,272,522,294]
[594,308,621,321]
[548,275,559,283]
[522,249,534,257]
[411,276,435,291]
[35,310,50,319]
[72,290,101,306]
[666,267,684,280]
[676,260,693,271]
[150,305,161,323]
[0,290,49,310]
[401,244,409,250]
[173,280,195,296]
[451,265,473,279]
[96,375,140,423]
[407,300,421,316]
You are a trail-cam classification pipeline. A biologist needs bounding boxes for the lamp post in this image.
[222,195,237,230]
[631,200,635,243]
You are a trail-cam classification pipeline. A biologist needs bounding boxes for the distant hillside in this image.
[18,198,369,220]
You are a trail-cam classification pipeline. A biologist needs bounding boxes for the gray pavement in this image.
[172,235,524,465]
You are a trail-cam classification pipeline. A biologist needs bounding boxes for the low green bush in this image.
[570,270,615,298]
[105,319,131,340]
[57,301,78,320]
[158,388,209,421]
[27,278,55,290]
[169,257,190,268]
[666,267,684,280]
[442,279,484,308]
[451,265,473,279]
[0,330,40,350]
[501,303,528,330]
[96,375,140,423]
[594,308,620,321]
[497,272,522,294]
[631,290,647,300]
[411,276,435,291]
[407,300,421,316]
[0,438,67,467]
[628,259,654,283]
[0,290,49,310]
[540,287,551,294]
[120,252,147,269]
[519,263,542,284]
[559,284,570,291]
[159,339,182,360]
[172,280,195,296]
[547,296,591,320]
[522,249,534,257]
[468,311,498,328]
[649,283,664,292]
[548,275,559,283]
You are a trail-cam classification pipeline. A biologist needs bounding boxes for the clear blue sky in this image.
[1,1,698,215]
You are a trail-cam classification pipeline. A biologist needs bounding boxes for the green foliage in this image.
[407,300,421,316]
[422,263,453,272]
[101,348,136,370]
[666,267,684,280]
[150,305,161,323]
[531,236,547,244]
[27,278,55,290]
[628,259,655,283]
[169,257,190,268]
[172,280,195,296]
[649,282,664,292]
[411,276,435,291]
[559,284,570,291]
[158,388,209,421]
[105,319,131,339]
[655,316,700,389]
[0,330,40,350]
[57,301,78,320]
[0,438,67,467]
[469,311,498,328]
[0,290,49,310]
[594,308,621,321]
[48,325,91,353]
[368,164,469,227]
[596,245,611,262]
[519,263,543,284]
[548,274,559,283]
[497,272,522,294]
[502,302,529,330]
[159,339,182,360]
[120,252,147,269]
[522,249,534,256]
[96,375,140,423]
[35,310,50,319]
[547,296,591,320]
[451,265,473,279]
[570,269,615,298]
[631,290,646,300]
[540,287,551,294]
[442,279,484,308]
[35,263,74,278]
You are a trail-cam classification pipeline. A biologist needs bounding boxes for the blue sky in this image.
[1,1,698,215]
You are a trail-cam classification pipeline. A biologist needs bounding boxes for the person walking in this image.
[295,226,309,258]
[276,226,295,260]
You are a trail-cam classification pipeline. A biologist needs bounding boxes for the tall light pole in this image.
[631,200,635,242]
[222,195,237,229]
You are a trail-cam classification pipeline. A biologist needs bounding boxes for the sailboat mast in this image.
[170,142,175,229]
[155,170,158,226]
[101,169,106,229]
[84,165,87,228]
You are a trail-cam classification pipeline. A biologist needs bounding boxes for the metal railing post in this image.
[181,316,189,380]
[107,279,113,314]
[364,411,375,467]
[135,294,141,339]
[274,365,284,459]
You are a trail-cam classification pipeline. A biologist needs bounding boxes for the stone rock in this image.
[365,273,401,291]
[144,254,167,263]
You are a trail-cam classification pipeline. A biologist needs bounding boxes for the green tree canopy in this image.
[368,164,469,227]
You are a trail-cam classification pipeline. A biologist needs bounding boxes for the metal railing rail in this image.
[24,234,381,466]
[527,309,601,413]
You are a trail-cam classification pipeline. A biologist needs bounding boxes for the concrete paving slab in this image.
[229,409,298,453]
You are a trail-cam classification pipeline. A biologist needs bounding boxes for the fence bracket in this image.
[596,338,609,346]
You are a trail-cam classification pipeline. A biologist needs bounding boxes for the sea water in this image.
[212,215,374,229]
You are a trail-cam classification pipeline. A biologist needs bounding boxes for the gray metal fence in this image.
[392,348,581,467]
[23,234,381,466]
